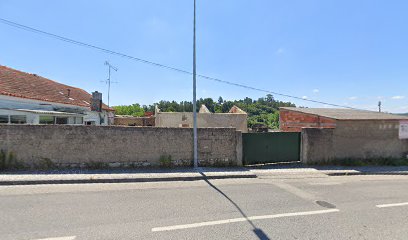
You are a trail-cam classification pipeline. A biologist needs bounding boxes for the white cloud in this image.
[302,96,308,100]
[391,96,405,100]
[312,89,319,94]
[348,96,358,100]
[276,48,285,55]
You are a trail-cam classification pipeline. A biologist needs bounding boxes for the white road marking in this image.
[152,209,339,232]
[31,236,76,240]
[376,202,408,208]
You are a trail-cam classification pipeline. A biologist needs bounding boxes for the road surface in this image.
[0,175,407,239]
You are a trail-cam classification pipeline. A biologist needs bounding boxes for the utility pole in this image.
[378,101,382,113]
[104,61,118,107]
[193,0,198,168]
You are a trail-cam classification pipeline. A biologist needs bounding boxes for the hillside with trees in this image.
[113,94,295,129]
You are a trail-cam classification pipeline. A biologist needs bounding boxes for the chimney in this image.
[91,91,103,112]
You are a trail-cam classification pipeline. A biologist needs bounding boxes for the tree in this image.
[217,96,224,105]
[266,94,274,103]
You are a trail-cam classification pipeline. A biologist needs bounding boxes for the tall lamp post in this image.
[193,0,198,168]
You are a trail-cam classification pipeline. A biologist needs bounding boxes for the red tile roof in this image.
[0,65,113,111]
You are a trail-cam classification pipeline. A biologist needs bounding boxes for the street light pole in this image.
[104,61,118,107]
[193,0,198,168]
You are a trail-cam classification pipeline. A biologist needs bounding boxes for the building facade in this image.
[0,65,113,125]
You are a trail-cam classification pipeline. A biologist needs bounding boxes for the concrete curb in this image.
[325,171,408,176]
[0,174,257,186]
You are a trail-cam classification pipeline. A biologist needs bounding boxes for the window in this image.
[55,117,68,125]
[10,115,26,124]
[39,116,55,125]
[0,115,9,124]
[75,117,83,125]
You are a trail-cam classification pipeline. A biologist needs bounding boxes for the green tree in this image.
[113,104,145,117]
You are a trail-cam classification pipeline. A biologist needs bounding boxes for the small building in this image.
[114,115,155,126]
[155,105,248,132]
[280,107,408,132]
[0,65,114,125]
[280,107,408,163]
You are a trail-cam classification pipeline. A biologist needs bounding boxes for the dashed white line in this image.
[31,236,76,240]
[151,209,340,232]
[376,202,408,208]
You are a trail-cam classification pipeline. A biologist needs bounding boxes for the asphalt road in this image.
[0,175,407,240]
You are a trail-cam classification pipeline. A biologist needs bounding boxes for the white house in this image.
[0,65,114,125]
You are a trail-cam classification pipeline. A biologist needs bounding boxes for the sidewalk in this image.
[249,164,408,177]
[316,166,408,176]
[1,165,408,185]
[0,168,257,185]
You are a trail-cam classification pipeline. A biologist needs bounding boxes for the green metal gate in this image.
[242,132,301,165]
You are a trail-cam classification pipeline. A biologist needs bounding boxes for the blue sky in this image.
[1,0,407,113]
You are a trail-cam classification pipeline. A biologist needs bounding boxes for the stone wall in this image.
[0,125,242,168]
[155,112,248,133]
[301,120,408,164]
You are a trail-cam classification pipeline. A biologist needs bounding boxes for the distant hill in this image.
[398,113,408,116]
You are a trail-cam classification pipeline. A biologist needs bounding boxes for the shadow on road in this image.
[198,171,270,240]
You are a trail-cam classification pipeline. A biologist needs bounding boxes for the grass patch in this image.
[85,161,109,169]
[34,158,57,170]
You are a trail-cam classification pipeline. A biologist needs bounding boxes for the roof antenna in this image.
[378,101,382,113]
[102,61,118,107]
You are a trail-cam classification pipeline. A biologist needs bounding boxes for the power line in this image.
[0,17,361,110]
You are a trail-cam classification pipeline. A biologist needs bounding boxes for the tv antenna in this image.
[102,61,118,107]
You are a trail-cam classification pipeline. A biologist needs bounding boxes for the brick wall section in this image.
[0,125,242,167]
[280,109,337,132]
[301,120,408,163]
[114,116,155,126]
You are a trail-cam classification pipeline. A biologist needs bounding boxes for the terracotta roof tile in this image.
[0,65,113,111]
[280,107,408,120]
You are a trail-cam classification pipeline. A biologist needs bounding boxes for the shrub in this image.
[159,155,172,168]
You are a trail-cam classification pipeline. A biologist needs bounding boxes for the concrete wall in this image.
[155,112,248,133]
[280,109,337,132]
[0,125,242,168]
[301,120,408,164]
